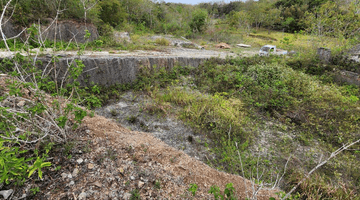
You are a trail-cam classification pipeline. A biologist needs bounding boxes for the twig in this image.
[235,142,249,199]
[282,138,360,200]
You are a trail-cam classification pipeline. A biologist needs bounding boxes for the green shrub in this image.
[155,38,170,46]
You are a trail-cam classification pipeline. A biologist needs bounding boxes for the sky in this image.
[163,0,240,5]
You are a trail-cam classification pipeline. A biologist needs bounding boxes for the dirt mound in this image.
[78,115,278,199]
[215,43,231,49]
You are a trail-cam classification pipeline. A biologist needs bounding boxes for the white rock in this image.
[69,181,74,186]
[77,158,84,164]
[17,101,25,107]
[68,174,73,179]
[123,192,131,200]
[78,192,87,200]
[72,168,79,177]
[0,189,13,199]
[61,173,68,179]
[138,181,145,188]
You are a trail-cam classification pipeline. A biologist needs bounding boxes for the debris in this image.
[78,192,87,200]
[72,168,79,177]
[61,173,68,179]
[0,189,13,200]
[17,100,25,107]
[236,44,251,48]
[88,163,94,169]
[138,181,145,188]
[77,158,84,164]
[123,192,132,200]
[93,181,102,188]
[215,43,231,49]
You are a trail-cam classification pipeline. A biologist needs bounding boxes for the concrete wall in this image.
[36,56,207,86]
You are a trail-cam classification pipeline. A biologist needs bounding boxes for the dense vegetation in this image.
[1,0,360,199]
[1,0,360,37]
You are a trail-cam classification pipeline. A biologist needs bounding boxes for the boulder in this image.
[317,47,331,63]
[113,31,131,43]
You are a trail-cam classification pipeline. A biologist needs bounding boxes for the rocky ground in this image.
[2,113,278,200]
[0,45,278,200]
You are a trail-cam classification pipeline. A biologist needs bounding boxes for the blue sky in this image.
[163,0,237,5]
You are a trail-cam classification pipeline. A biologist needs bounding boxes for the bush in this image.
[155,38,170,46]
[190,8,208,33]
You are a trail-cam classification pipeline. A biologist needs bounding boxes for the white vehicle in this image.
[259,45,288,56]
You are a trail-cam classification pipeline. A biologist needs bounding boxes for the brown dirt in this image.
[79,115,279,199]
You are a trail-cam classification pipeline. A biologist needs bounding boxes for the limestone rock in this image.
[114,31,131,43]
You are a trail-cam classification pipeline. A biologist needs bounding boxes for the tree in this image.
[227,10,252,35]
[99,0,127,27]
[263,7,282,34]
[304,0,360,38]
[190,8,208,33]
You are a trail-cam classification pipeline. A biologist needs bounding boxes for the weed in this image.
[188,183,198,196]
[64,141,76,156]
[105,148,117,161]
[82,141,92,153]
[130,189,140,200]
[110,109,118,116]
[208,183,236,200]
[127,115,137,123]
[125,181,130,186]
[154,180,161,190]
[30,187,40,195]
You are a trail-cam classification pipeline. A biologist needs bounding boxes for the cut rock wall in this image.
[37,56,206,86]
[1,20,98,43]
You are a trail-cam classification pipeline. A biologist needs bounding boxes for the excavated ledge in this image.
[34,48,236,86]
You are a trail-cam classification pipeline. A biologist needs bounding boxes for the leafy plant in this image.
[130,189,140,200]
[154,180,161,189]
[30,187,40,195]
[208,183,236,200]
[188,183,198,196]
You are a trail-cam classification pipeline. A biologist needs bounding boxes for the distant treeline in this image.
[1,0,359,38]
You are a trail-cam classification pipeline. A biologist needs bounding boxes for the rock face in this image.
[1,19,25,40]
[40,20,98,43]
[334,70,360,86]
[1,19,98,43]
[37,56,207,87]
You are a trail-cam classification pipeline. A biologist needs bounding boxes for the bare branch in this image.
[282,138,360,200]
